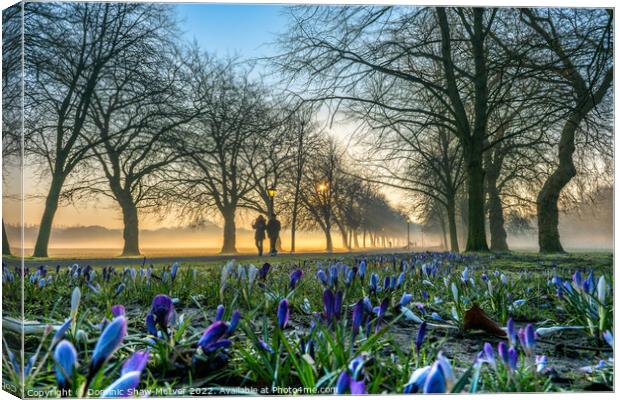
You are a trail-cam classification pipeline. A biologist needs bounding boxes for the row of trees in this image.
[3,2,406,257]
[275,6,613,252]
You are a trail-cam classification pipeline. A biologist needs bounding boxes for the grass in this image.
[1,251,614,396]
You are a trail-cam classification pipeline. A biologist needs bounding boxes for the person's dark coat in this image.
[266,218,281,239]
[253,217,266,240]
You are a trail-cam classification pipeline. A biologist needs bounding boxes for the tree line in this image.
[274,6,613,253]
[3,2,408,257]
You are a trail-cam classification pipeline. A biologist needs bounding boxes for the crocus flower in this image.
[597,275,607,303]
[483,342,496,369]
[400,293,413,308]
[358,260,367,279]
[121,352,149,375]
[215,304,225,321]
[535,355,547,373]
[585,273,595,294]
[334,290,343,320]
[90,316,127,374]
[323,289,335,322]
[53,340,77,389]
[150,294,174,331]
[228,310,241,335]
[451,282,458,303]
[114,283,126,297]
[436,352,455,390]
[100,371,141,398]
[423,362,446,393]
[111,305,126,318]
[500,274,508,286]
[573,271,583,289]
[198,320,229,352]
[259,263,270,280]
[498,342,508,365]
[404,366,431,393]
[277,299,290,329]
[603,331,614,348]
[145,314,157,336]
[370,274,379,293]
[351,299,364,338]
[397,272,405,289]
[518,324,536,356]
[506,318,517,347]
[316,269,328,287]
[170,262,179,281]
[70,287,81,320]
[507,347,518,371]
[335,371,351,394]
[415,322,427,355]
[52,318,72,348]
[290,269,304,289]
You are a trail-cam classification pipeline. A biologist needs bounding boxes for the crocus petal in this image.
[350,380,366,395]
[277,299,290,329]
[227,310,241,335]
[404,366,431,393]
[53,340,77,388]
[111,305,125,318]
[121,352,149,375]
[90,316,127,373]
[423,362,446,393]
[52,318,72,348]
[335,371,350,394]
[100,371,141,397]
[198,321,229,350]
[215,304,225,321]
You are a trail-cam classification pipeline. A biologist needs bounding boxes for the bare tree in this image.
[2,4,22,256]
[25,2,173,257]
[519,8,613,252]
[170,54,271,254]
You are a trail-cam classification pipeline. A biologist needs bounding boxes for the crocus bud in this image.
[415,322,427,354]
[100,371,141,398]
[145,314,157,336]
[336,371,351,394]
[70,287,81,321]
[603,331,614,348]
[290,269,304,289]
[436,352,455,390]
[404,366,430,393]
[423,362,446,393]
[90,316,127,374]
[400,293,413,308]
[351,300,364,338]
[121,352,149,375]
[198,321,229,352]
[535,355,547,373]
[215,304,225,321]
[53,340,77,389]
[277,299,289,329]
[506,318,516,347]
[111,305,125,318]
[52,318,72,349]
[507,347,518,371]
[597,275,607,304]
[483,342,496,369]
[316,270,328,287]
[497,342,508,365]
[227,310,241,335]
[323,289,335,322]
[334,290,343,320]
[151,294,174,331]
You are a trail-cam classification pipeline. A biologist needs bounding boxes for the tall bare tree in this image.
[519,8,613,252]
[25,2,172,257]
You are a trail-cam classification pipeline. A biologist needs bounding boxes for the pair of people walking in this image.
[252,214,281,256]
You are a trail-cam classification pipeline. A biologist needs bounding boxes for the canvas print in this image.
[1,2,614,397]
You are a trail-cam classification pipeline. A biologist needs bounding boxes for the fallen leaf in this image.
[463,304,506,337]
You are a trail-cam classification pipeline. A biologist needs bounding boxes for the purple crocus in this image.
[215,304,225,321]
[400,293,413,308]
[90,316,127,375]
[277,299,290,329]
[227,310,241,335]
[316,269,329,287]
[53,340,77,389]
[111,305,126,318]
[507,347,518,371]
[483,342,496,369]
[506,318,517,347]
[423,362,446,393]
[518,324,536,356]
[351,299,364,338]
[334,290,343,320]
[198,320,230,353]
[145,314,157,336]
[290,269,304,289]
[323,289,335,322]
[150,294,174,331]
[121,352,149,375]
[100,371,141,398]
[415,322,427,355]
[259,263,270,280]
[498,342,509,365]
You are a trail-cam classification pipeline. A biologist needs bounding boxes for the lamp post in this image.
[267,186,277,219]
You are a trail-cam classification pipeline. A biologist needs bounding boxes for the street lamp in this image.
[316,182,328,194]
[267,186,277,219]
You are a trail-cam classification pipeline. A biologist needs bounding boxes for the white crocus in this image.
[597,275,607,304]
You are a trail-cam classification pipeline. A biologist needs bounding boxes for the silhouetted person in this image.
[266,214,281,256]
[252,215,267,256]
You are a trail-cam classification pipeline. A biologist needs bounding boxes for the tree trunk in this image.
[2,220,11,256]
[118,193,140,256]
[485,172,509,252]
[353,231,360,248]
[439,212,448,251]
[537,113,580,253]
[446,196,460,252]
[465,153,489,252]
[323,222,333,253]
[33,173,65,257]
[221,208,238,254]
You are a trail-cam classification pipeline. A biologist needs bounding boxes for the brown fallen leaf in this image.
[463,304,507,337]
